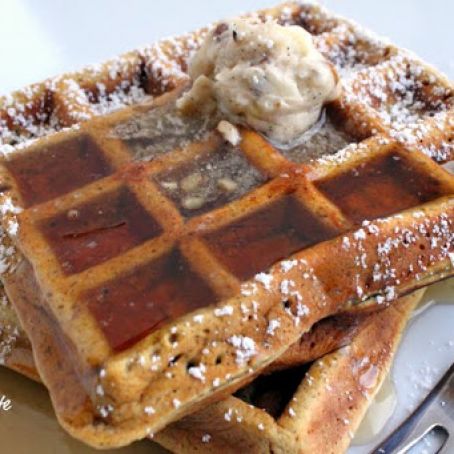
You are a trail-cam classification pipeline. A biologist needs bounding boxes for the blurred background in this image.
[0,0,453,96]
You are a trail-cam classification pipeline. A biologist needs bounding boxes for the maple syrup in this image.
[352,279,454,445]
[316,150,447,224]
[85,248,218,351]
[5,134,112,207]
[423,277,454,305]
[204,195,339,281]
[352,374,397,445]
[41,187,162,275]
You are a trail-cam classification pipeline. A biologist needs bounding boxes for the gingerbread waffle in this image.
[0,1,452,449]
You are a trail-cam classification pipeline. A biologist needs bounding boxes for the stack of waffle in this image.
[0,2,452,453]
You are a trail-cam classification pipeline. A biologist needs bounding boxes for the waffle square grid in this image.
[9,108,451,360]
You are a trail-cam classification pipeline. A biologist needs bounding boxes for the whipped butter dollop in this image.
[177,18,341,147]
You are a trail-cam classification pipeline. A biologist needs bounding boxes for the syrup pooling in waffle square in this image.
[311,140,454,224]
[203,194,339,281]
[40,187,163,275]
[85,247,220,352]
[2,132,113,207]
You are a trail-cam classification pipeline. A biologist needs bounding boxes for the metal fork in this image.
[372,362,454,454]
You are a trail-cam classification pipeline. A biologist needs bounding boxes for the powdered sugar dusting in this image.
[228,335,257,365]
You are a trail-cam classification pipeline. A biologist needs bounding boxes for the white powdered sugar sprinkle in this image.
[227,335,257,365]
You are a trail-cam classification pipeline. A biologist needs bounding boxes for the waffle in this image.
[155,290,423,453]
[0,1,452,449]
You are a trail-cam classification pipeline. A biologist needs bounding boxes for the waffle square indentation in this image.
[315,151,448,224]
[5,134,112,207]
[278,111,358,164]
[41,187,162,274]
[204,196,338,281]
[84,249,218,351]
[155,142,267,218]
[113,102,216,162]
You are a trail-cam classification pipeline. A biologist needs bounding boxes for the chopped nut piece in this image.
[182,196,205,210]
[217,120,241,146]
[217,178,238,193]
[180,173,203,192]
[160,181,178,191]
[67,209,79,220]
